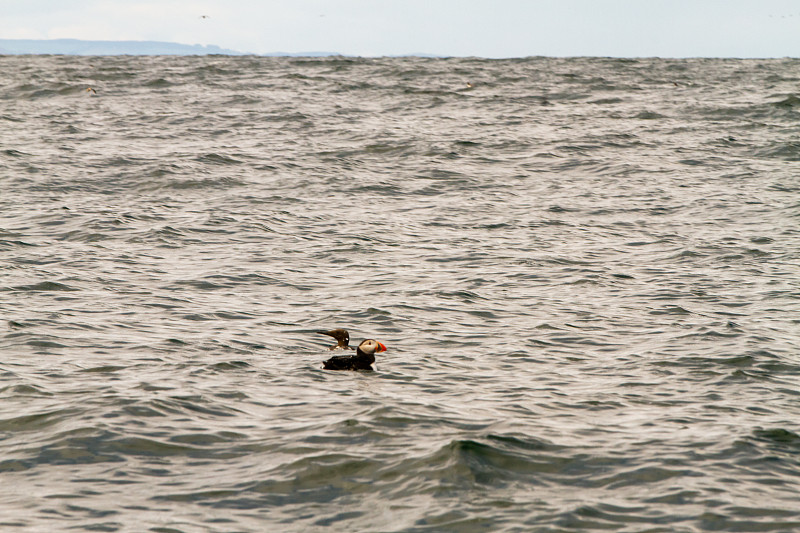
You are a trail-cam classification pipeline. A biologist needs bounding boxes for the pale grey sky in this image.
[2,0,799,57]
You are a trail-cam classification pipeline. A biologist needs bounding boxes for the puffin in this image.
[317,328,353,350]
[317,329,387,371]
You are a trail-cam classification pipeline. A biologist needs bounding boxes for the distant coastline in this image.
[0,38,339,57]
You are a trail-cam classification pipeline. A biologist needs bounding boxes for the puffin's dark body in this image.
[322,348,376,371]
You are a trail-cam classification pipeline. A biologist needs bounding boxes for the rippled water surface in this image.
[1,55,799,532]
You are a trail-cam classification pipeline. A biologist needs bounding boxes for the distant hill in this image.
[0,39,435,58]
[0,39,248,56]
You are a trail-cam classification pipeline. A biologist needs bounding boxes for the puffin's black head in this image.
[356,339,387,356]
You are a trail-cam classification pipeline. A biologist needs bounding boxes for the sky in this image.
[2,0,800,58]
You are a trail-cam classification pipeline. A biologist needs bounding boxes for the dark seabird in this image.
[86,87,97,95]
[323,338,387,371]
[317,328,353,350]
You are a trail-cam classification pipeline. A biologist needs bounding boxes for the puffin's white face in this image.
[358,339,387,355]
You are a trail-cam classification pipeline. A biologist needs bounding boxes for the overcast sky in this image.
[2,0,799,58]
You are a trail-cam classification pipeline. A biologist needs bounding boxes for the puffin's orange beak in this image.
[377,342,387,353]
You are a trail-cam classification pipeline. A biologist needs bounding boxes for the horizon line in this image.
[0,38,798,60]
